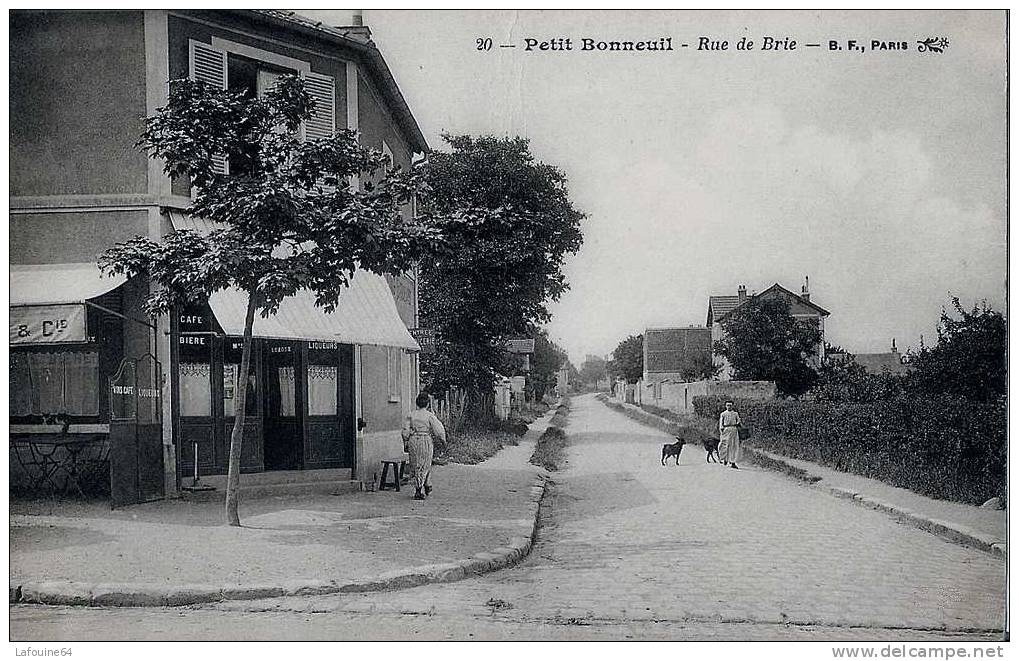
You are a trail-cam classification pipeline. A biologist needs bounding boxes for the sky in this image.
[304,9,1007,365]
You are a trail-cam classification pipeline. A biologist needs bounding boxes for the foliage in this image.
[435,428,520,465]
[579,354,608,386]
[529,399,571,471]
[101,77,435,318]
[906,298,1006,401]
[525,329,569,400]
[811,359,906,404]
[566,361,581,391]
[691,394,1006,505]
[100,77,438,525]
[418,134,584,396]
[607,334,644,383]
[675,351,721,382]
[713,297,821,397]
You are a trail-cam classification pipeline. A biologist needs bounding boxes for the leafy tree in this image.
[526,329,568,400]
[607,334,644,383]
[907,298,1005,400]
[713,297,821,397]
[419,134,584,397]
[566,361,581,392]
[676,351,721,382]
[100,77,438,526]
[579,354,608,387]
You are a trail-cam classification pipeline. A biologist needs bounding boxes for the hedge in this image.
[691,394,1006,505]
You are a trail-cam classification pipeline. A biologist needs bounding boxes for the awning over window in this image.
[168,211,419,350]
[10,263,127,306]
[10,264,128,345]
[208,276,419,350]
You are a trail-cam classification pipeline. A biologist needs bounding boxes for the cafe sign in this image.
[10,304,87,345]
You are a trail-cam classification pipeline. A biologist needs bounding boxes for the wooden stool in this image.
[379,459,407,491]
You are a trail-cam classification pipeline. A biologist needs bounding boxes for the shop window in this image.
[10,351,99,418]
[222,339,257,418]
[387,347,402,402]
[178,336,212,417]
[308,343,339,416]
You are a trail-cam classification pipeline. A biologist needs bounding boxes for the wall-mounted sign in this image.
[410,328,436,354]
[10,304,87,345]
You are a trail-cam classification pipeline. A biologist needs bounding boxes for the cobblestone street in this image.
[11,393,1006,641]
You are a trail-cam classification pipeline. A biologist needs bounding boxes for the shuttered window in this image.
[302,72,336,141]
[188,40,229,175]
[188,41,336,179]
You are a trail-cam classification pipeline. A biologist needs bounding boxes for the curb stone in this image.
[597,394,1006,560]
[10,466,551,608]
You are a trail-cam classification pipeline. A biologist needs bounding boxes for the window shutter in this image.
[189,40,229,175]
[302,72,336,140]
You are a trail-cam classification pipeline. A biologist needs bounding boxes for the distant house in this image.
[829,340,912,376]
[707,279,830,379]
[642,326,713,384]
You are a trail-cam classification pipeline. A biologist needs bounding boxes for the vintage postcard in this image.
[8,8,1008,651]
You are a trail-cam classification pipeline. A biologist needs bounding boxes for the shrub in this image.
[530,398,571,471]
[530,426,568,471]
[690,394,1005,505]
[436,426,519,465]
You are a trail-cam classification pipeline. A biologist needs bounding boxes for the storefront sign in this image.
[10,304,87,345]
[410,328,436,354]
[309,341,338,350]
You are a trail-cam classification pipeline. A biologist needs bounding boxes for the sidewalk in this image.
[10,412,553,607]
[607,398,1006,559]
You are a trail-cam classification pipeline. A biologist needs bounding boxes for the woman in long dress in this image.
[718,400,742,470]
[401,392,447,500]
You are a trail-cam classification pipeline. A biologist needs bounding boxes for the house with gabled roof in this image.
[707,279,831,380]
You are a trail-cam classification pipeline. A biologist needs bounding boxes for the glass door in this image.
[263,340,302,470]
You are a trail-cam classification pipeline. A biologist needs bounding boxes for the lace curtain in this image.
[307,365,337,416]
[277,366,297,417]
[179,362,211,416]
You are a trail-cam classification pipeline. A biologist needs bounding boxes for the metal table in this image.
[11,428,110,497]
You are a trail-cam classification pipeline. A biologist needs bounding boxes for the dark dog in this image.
[702,436,721,463]
[661,437,685,465]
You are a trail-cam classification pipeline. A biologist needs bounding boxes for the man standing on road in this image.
[718,400,742,470]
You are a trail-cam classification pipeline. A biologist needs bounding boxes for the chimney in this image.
[891,338,898,355]
[801,275,810,302]
[737,284,747,303]
[351,10,364,26]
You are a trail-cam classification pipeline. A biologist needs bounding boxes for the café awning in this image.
[168,211,419,350]
[10,263,127,306]
[208,277,419,350]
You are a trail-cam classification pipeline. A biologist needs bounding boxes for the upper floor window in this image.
[189,40,335,178]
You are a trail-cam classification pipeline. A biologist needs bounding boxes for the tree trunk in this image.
[225,290,258,526]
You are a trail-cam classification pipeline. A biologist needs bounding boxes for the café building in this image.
[11,9,427,505]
